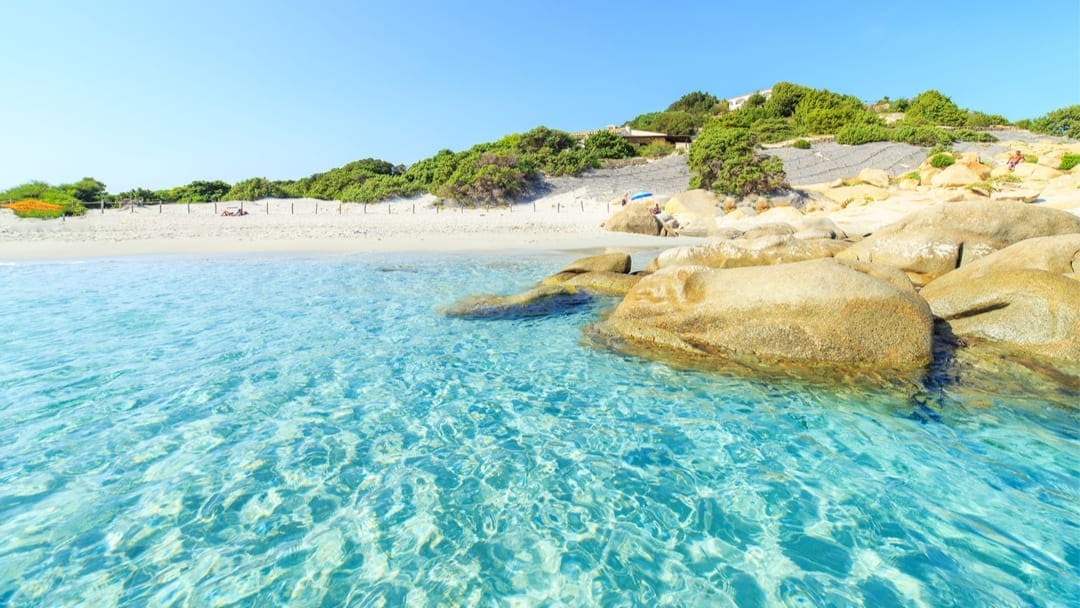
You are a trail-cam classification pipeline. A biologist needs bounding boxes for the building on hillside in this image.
[727,88,773,110]
[574,126,693,150]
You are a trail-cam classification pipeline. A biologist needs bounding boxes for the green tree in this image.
[688,123,786,196]
[516,126,577,155]
[764,81,810,117]
[667,90,722,114]
[64,177,107,201]
[583,130,637,159]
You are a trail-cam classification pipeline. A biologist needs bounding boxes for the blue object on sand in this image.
[630,192,652,200]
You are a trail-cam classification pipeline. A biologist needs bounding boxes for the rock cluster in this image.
[452,140,1080,378]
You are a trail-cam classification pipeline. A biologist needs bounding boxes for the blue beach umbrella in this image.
[630,191,652,200]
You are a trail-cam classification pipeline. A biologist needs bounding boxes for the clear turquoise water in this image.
[0,253,1076,607]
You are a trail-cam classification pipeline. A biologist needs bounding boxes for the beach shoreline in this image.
[0,196,708,261]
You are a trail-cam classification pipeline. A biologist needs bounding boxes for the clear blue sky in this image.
[2,0,1077,192]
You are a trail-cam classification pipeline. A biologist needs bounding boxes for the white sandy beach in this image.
[0,194,710,260]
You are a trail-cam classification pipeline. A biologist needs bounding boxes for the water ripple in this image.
[0,253,1076,606]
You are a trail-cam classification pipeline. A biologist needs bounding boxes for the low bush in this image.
[930,153,955,168]
[965,111,1009,128]
[750,117,796,143]
[835,123,891,145]
[792,139,811,149]
[1060,154,1080,171]
[890,123,953,146]
[1,181,79,204]
[1025,105,1080,139]
[637,141,676,158]
[1,199,86,218]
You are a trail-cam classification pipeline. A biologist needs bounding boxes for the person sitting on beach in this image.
[1007,150,1024,171]
[620,194,629,207]
[651,202,661,215]
[237,208,249,216]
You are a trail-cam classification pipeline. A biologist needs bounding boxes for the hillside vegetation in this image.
[4,84,1077,209]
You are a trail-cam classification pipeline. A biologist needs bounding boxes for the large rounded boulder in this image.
[592,258,933,368]
[920,270,1080,363]
[646,235,850,272]
[922,234,1080,293]
[836,201,1080,286]
[603,201,675,237]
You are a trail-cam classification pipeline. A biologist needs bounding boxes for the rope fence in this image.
[91,198,609,216]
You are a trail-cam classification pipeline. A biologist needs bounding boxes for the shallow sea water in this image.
[0,253,1076,607]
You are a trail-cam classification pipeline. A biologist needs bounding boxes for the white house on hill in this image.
[727,88,773,110]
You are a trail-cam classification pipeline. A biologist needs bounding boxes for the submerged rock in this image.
[592,258,932,368]
[541,252,639,296]
[443,252,638,319]
[440,285,590,319]
[543,270,641,297]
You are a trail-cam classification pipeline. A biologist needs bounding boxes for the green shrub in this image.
[950,129,998,143]
[542,148,596,176]
[930,153,955,168]
[715,105,779,129]
[905,90,968,126]
[792,139,811,149]
[583,130,637,159]
[1025,105,1080,139]
[1060,154,1080,171]
[516,126,577,155]
[688,123,786,196]
[2,181,79,204]
[1025,154,1038,163]
[637,141,676,158]
[835,123,891,145]
[792,88,875,134]
[764,82,809,118]
[438,151,532,204]
[890,123,953,146]
[745,92,768,108]
[627,111,701,136]
[965,111,1009,128]
[750,117,796,143]
[666,91,723,115]
[222,177,288,201]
